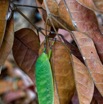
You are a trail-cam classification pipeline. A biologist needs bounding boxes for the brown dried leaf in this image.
[0,18,14,67]
[41,0,75,30]
[0,0,9,47]
[64,0,103,63]
[59,0,75,30]
[71,55,94,104]
[76,0,103,12]
[59,34,83,62]
[13,28,40,81]
[73,31,103,96]
[51,41,75,104]
[43,0,58,15]
[64,0,98,32]
[41,0,60,28]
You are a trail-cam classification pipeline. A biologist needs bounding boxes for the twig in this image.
[14,4,45,11]
[43,0,58,35]
[43,0,61,104]
[40,27,55,34]
[15,7,46,36]
[51,16,69,31]
[13,5,56,35]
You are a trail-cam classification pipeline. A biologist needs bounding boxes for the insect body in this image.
[35,52,54,104]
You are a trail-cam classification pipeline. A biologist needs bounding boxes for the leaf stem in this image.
[15,7,46,36]
[51,16,69,31]
[14,7,56,36]
[14,4,45,11]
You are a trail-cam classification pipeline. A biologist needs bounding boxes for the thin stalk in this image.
[43,0,58,34]
[40,27,55,34]
[51,15,75,39]
[15,7,46,36]
[43,0,61,103]
[14,4,45,11]
[51,15,69,32]
[14,6,56,35]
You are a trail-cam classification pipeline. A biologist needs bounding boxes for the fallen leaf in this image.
[13,28,40,82]
[73,31,103,96]
[0,0,9,47]
[71,55,94,104]
[0,18,14,67]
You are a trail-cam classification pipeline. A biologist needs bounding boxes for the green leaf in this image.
[35,52,54,104]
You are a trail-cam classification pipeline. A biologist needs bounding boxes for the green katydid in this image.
[35,46,54,104]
